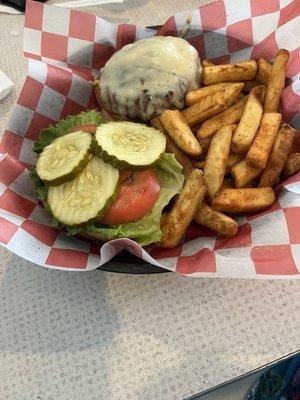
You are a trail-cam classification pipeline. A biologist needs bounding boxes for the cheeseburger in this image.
[31,37,201,246]
[95,36,201,121]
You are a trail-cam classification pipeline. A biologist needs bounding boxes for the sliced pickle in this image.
[36,131,92,185]
[94,122,166,169]
[47,156,119,226]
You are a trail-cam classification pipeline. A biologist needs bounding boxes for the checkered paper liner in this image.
[0,0,300,278]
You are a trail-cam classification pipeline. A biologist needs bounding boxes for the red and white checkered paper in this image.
[0,0,300,277]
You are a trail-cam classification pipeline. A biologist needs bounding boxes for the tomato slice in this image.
[69,124,98,134]
[101,169,161,225]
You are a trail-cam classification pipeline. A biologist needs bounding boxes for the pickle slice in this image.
[47,156,119,226]
[36,131,92,185]
[94,122,166,169]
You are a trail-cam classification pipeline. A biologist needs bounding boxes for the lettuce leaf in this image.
[55,109,103,135]
[84,153,184,246]
[30,168,48,202]
[33,110,103,153]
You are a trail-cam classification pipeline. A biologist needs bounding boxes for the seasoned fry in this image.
[159,169,207,248]
[182,83,244,126]
[246,112,282,169]
[194,203,238,237]
[231,160,262,188]
[258,124,296,187]
[212,187,276,213]
[202,60,257,85]
[160,110,201,157]
[186,82,244,106]
[182,91,229,127]
[204,125,232,201]
[164,136,194,177]
[264,49,289,112]
[202,59,215,67]
[225,152,244,174]
[283,153,300,178]
[231,86,264,154]
[160,212,169,228]
[151,116,193,177]
[197,97,247,139]
[257,58,272,85]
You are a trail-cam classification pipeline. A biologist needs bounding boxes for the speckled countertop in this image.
[0,1,299,399]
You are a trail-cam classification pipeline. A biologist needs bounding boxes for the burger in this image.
[95,36,201,121]
[31,36,201,246]
[32,110,184,246]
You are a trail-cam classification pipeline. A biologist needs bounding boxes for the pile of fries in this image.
[151,49,300,248]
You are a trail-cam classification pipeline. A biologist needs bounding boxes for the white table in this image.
[0,1,299,399]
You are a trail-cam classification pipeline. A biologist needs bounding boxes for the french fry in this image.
[164,136,194,177]
[159,110,201,157]
[283,153,300,178]
[257,58,272,85]
[159,169,207,248]
[231,86,264,154]
[246,112,282,169]
[194,203,238,237]
[225,152,244,174]
[182,91,228,127]
[202,60,257,85]
[264,49,289,112]
[197,97,247,139]
[202,59,215,67]
[231,160,262,188]
[211,187,276,213]
[160,212,169,228]
[151,116,194,177]
[186,82,244,106]
[258,124,296,187]
[204,125,232,201]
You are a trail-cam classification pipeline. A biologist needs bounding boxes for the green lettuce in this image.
[31,110,184,246]
[30,168,48,202]
[33,110,103,153]
[85,153,184,246]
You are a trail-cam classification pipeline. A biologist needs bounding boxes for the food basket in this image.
[0,0,299,278]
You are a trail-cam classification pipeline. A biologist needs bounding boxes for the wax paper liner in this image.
[0,0,300,278]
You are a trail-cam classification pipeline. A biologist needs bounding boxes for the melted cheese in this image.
[99,36,201,121]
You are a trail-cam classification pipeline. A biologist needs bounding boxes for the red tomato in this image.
[69,124,97,134]
[101,169,161,225]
